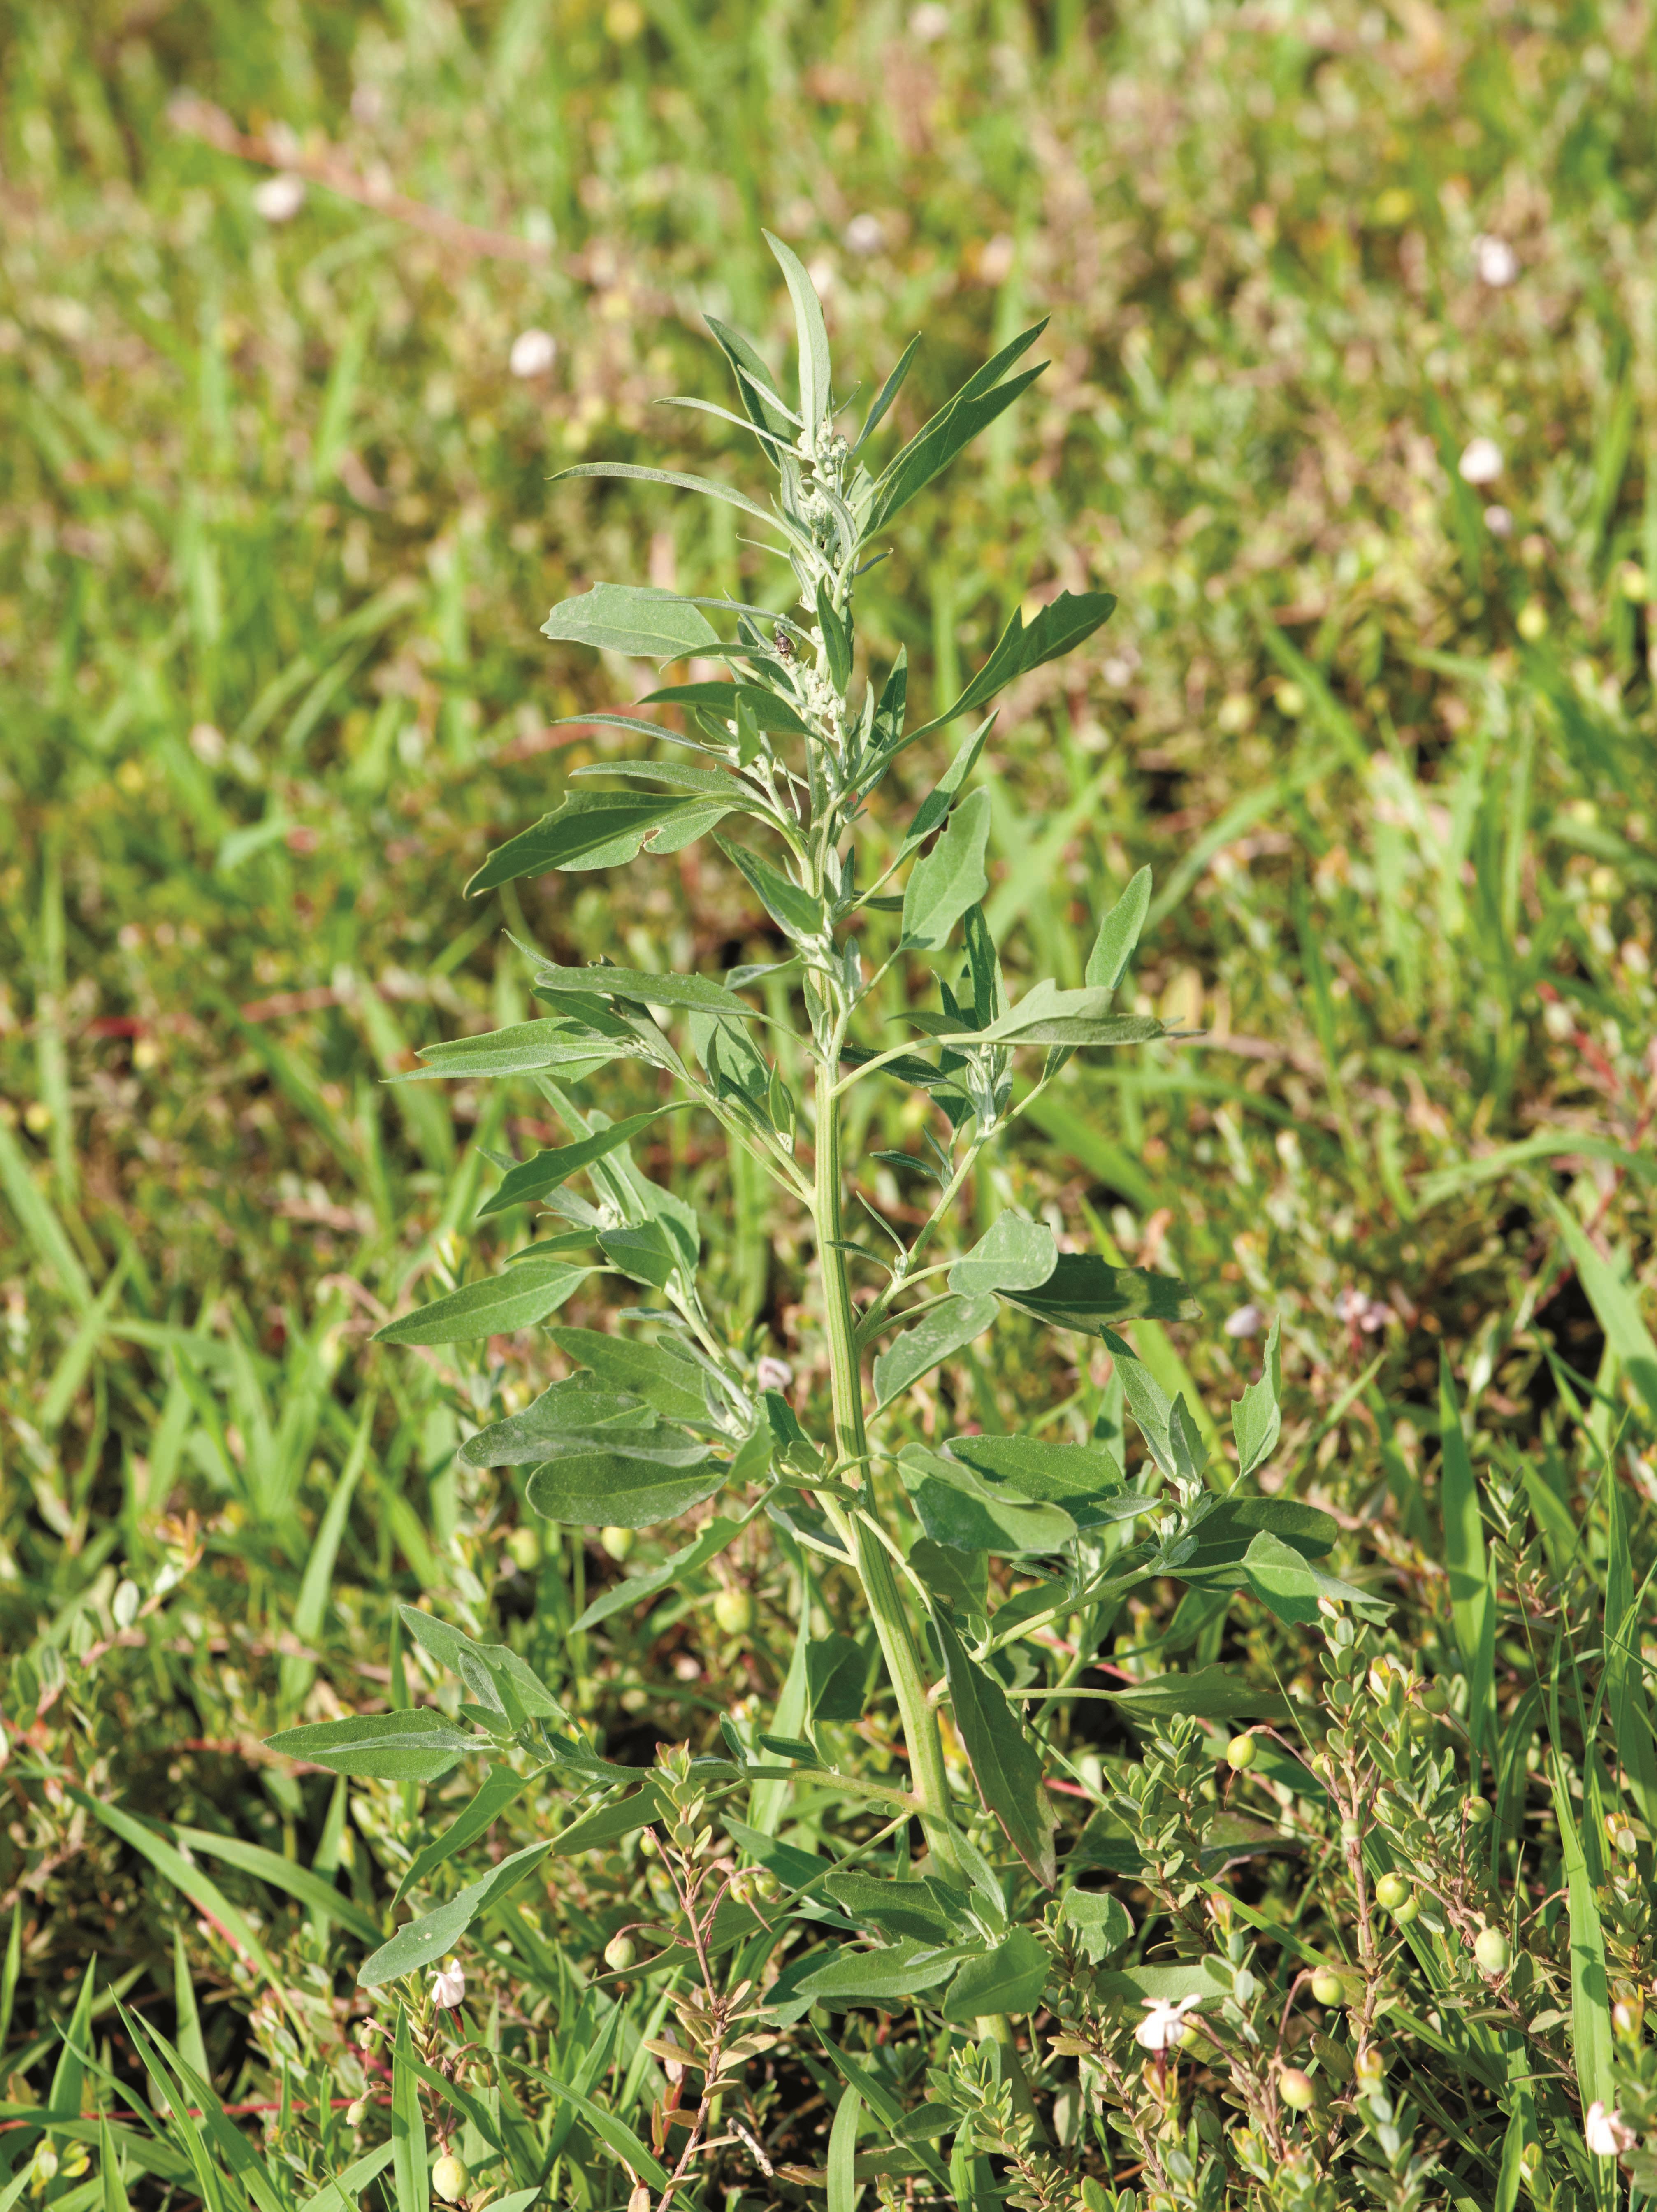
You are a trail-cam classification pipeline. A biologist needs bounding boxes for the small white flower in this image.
[1458,437,1503,487]
[252,174,306,223]
[1134,1994,1203,2052]
[1224,1303,1265,1338]
[1473,235,1518,287]
[910,1,950,39]
[1483,503,1514,537]
[756,1355,794,1393]
[845,214,886,256]
[430,1957,466,2009]
[509,328,558,379]
[1585,2101,1635,2158]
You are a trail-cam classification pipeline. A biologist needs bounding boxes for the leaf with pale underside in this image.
[541,581,718,660]
[933,1608,1057,1887]
[467,792,732,895]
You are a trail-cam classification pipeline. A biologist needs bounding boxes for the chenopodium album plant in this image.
[267,241,1481,2206]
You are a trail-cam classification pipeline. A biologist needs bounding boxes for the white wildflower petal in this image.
[1473,235,1518,287]
[1458,437,1503,487]
[252,174,306,223]
[510,329,558,379]
[430,1958,467,2009]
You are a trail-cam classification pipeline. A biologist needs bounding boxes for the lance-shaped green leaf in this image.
[1059,1889,1134,1962]
[360,1841,552,1988]
[934,1608,1056,1886]
[824,1872,968,1945]
[941,1929,1049,2021]
[461,1382,656,1466]
[467,792,732,895]
[399,1019,621,1082]
[548,1325,711,1419]
[867,323,1050,533]
[372,1259,590,1345]
[600,1218,681,1290]
[706,314,799,441]
[719,839,829,944]
[1085,866,1153,994]
[541,582,719,660]
[574,1509,757,1632]
[899,1445,1077,1556]
[526,1435,725,1528]
[893,720,995,858]
[901,787,991,949]
[938,590,1118,727]
[765,229,833,428]
[550,460,805,548]
[643,680,810,735]
[854,333,922,453]
[266,1708,480,1782]
[807,1632,873,1722]
[395,1765,530,1907]
[1001,1253,1199,1334]
[529,962,761,1017]
[1172,1495,1337,1575]
[1098,1668,1294,1722]
[1439,1351,1495,1760]
[939,977,1163,1049]
[1231,1316,1282,1477]
[948,1211,1058,1298]
[907,1536,989,1622]
[871,1292,999,1408]
[816,578,853,690]
[947,1434,1131,1532]
[1240,1529,1390,1626]
[396,1606,564,1723]
[478,1104,689,1218]
[780,1936,963,2012]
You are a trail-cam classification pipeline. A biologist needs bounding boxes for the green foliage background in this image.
[2,0,1655,2201]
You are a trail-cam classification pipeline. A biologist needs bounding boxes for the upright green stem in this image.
[812,1028,1046,2138]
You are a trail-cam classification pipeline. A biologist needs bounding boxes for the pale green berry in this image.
[1278,2068,1315,2112]
[713,1587,753,1636]
[1225,1733,1258,1771]
[1474,1926,1510,1977]
[1391,1895,1419,1927]
[1464,1793,1492,1824]
[601,1526,636,1561]
[506,1526,541,1572]
[603,1933,637,1973]
[432,2156,469,2203]
[1374,1872,1410,1912]
[1310,1968,1345,2006]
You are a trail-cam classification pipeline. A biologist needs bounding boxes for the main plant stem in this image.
[811,1027,1045,2136]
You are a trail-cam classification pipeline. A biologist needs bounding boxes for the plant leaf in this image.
[541,581,718,660]
[1097,1667,1293,1723]
[780,1936,963,2012]
[396,1606,564,1722]
[1231,1317,1282,1477]
[807,1632,872,1723]
[265,1709,480,1782]
[719,839,828,944]
[945,978,1163,1049]
[529,962,761,1017]
[823,1871,964,1944]
[896,718,995,852]
[404,1019,622,1081]
[643,680,810,735]
[947,1435,1130,1532]
[933,1608,1056,1886]
[548,1326,711,1418]
[478,1105,687,1218]
[1239,1529,1388,1626]
[1001,1253,1200,1333]
[827,2085,861,2212]
[526,1437,725,1528]
[764,229,833,429]
[855,334,922,452]
[1059,1889,1134,1962]
[373,1259,590,1345]
[1439,1351,1495,1764]
[948,1211,1058,1297]
[940,1929,1049,2020]
[360,1842,551,1988]
[395,1765,529,1907]
[942,590,1118,726]
[574,1509,757,1632]
[467,793,732,895]
[901,787,991,949]
[868,325,1050,532]
[705,314,799,440]
[1085,866,1153,994]
[871,1292,999,1407]
[898,1444,1077,1556]
[550,459,801,543]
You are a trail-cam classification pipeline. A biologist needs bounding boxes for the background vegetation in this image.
[2,0,1655,2206]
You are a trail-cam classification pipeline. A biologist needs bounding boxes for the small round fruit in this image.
[1225,1733,1258,1771]
[1390,1895,1419,1928]
[1278,2068,1316,2112]
[432,2156,469,2204]
[1474,1926,1511,1977]
[1418,1681,1448,1714]
[1310,1968,1345,2006]
[505,1526,541,1573]
[603,1933,637,1973]
[1374,1873,1410,1912]
[712,1587,753,1637]
[1464,1793,1492,1825]
[601,1526,636,1562]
